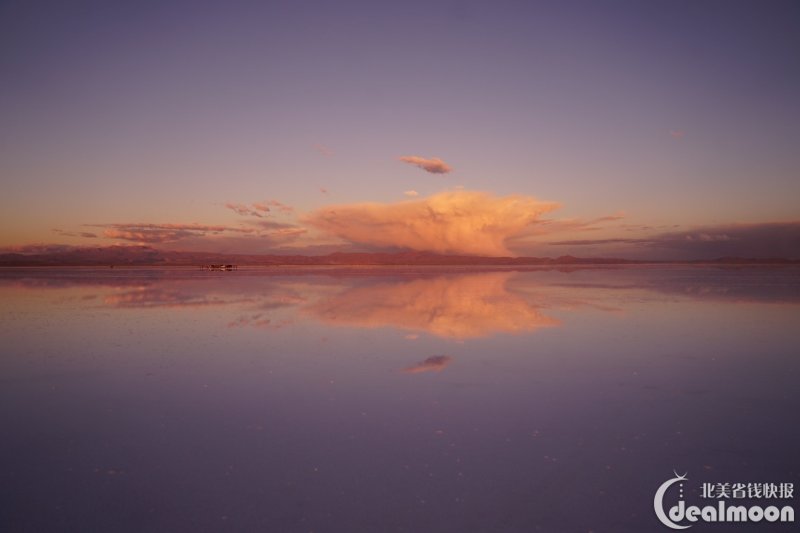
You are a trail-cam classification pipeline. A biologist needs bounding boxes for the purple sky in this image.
[1,0,799,259]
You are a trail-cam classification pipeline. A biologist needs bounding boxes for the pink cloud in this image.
[225,202,263,218]
[266,200,294,214]
[52,229,98,239]
[229,200,294,217]
[98,222,256,244]
[103,228,190,243]
[399,155,453,174]
[305,190,559,256]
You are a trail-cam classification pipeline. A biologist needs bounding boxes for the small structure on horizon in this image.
[203,264,238,271]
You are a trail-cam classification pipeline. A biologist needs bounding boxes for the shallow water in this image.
[1,266,799,532]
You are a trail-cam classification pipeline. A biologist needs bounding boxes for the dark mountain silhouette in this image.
[0,246,797,267]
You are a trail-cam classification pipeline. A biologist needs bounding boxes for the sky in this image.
[1,0,799,260]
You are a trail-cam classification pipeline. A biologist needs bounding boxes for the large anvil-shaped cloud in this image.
[305,190,559,256]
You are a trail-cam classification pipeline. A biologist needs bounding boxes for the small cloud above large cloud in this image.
[305,190,559,256]
[399,155,453,174]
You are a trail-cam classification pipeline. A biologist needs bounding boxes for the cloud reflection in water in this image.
[306,272,560,339]
[402,355,453,373]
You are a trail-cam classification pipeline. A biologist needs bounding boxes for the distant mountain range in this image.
[0,246,797,266]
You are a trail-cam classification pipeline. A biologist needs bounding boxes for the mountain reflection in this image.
[3,266,798,341]
[306,272,559,339]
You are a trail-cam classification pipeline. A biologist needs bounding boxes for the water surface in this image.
[1,266,798,532]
